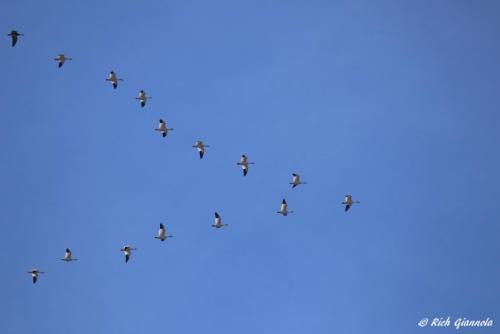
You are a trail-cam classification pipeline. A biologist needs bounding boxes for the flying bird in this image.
[106,71,123,89]
[154,119,174,138]
[8,30,23,47]
[155,223,173,241]
[277,199,294,216]
[212,212,227,228]
[135,90,152,107]
[120,245,137,263]
[237,154,255,176]
[61,248,78,262]
[27,269,44,284]
[342,194,360,212]
[54,54,72,68]
[192,140,209,159]
[290,173,307,188]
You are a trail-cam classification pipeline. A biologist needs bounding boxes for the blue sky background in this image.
[1,0,499,333]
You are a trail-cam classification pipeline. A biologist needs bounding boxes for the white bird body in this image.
[155,223,173,241]
[54,54,72,68]
[28,269,44,284]
[193,140,209,159]
[342,194,360,212]
[212,212,227,228]
[136,90,151,107]
[290,173,306,188]
[106,71,123,89]
[277,199,294,216]
[138,90,146,100]
[121,245,137,263]
[237,154,255,176]
[155,119,174,138]
[61,248,78,262]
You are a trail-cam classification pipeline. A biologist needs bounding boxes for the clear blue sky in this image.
[1,0,499,333]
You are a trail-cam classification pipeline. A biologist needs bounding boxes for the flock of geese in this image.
[7,30,361,284]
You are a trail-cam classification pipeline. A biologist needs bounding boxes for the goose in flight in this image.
[61,248,78,262]
[237,154,255,176]
[155,223,173,241]
[193,140,209,159]
[277,199,294,216]
[8,30,23,47]
[212,212,227,228]
[106,71,123,89]
[27,269,44,284]
[342,194,360,212]
[154,119,174,138]
[290,173,307,188]
[136,90,152,107]
[121,245,137,263]
[54,54,72,68]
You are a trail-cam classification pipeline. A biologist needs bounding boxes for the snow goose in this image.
[290,173,306,188]
[155,119,174,138]
[277,199,294,216]
[121,245,137,263]
[106,71,123,89]
[61,248,78,262]
[342,194,360,212]
[212,212,227,228]
[193,140,209,159]
[8,30,23,47]
[155,223,173,241]
[237,154,255,176]
[27,269,44,284]
[136,90,152,107]
[54,54,72,68]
